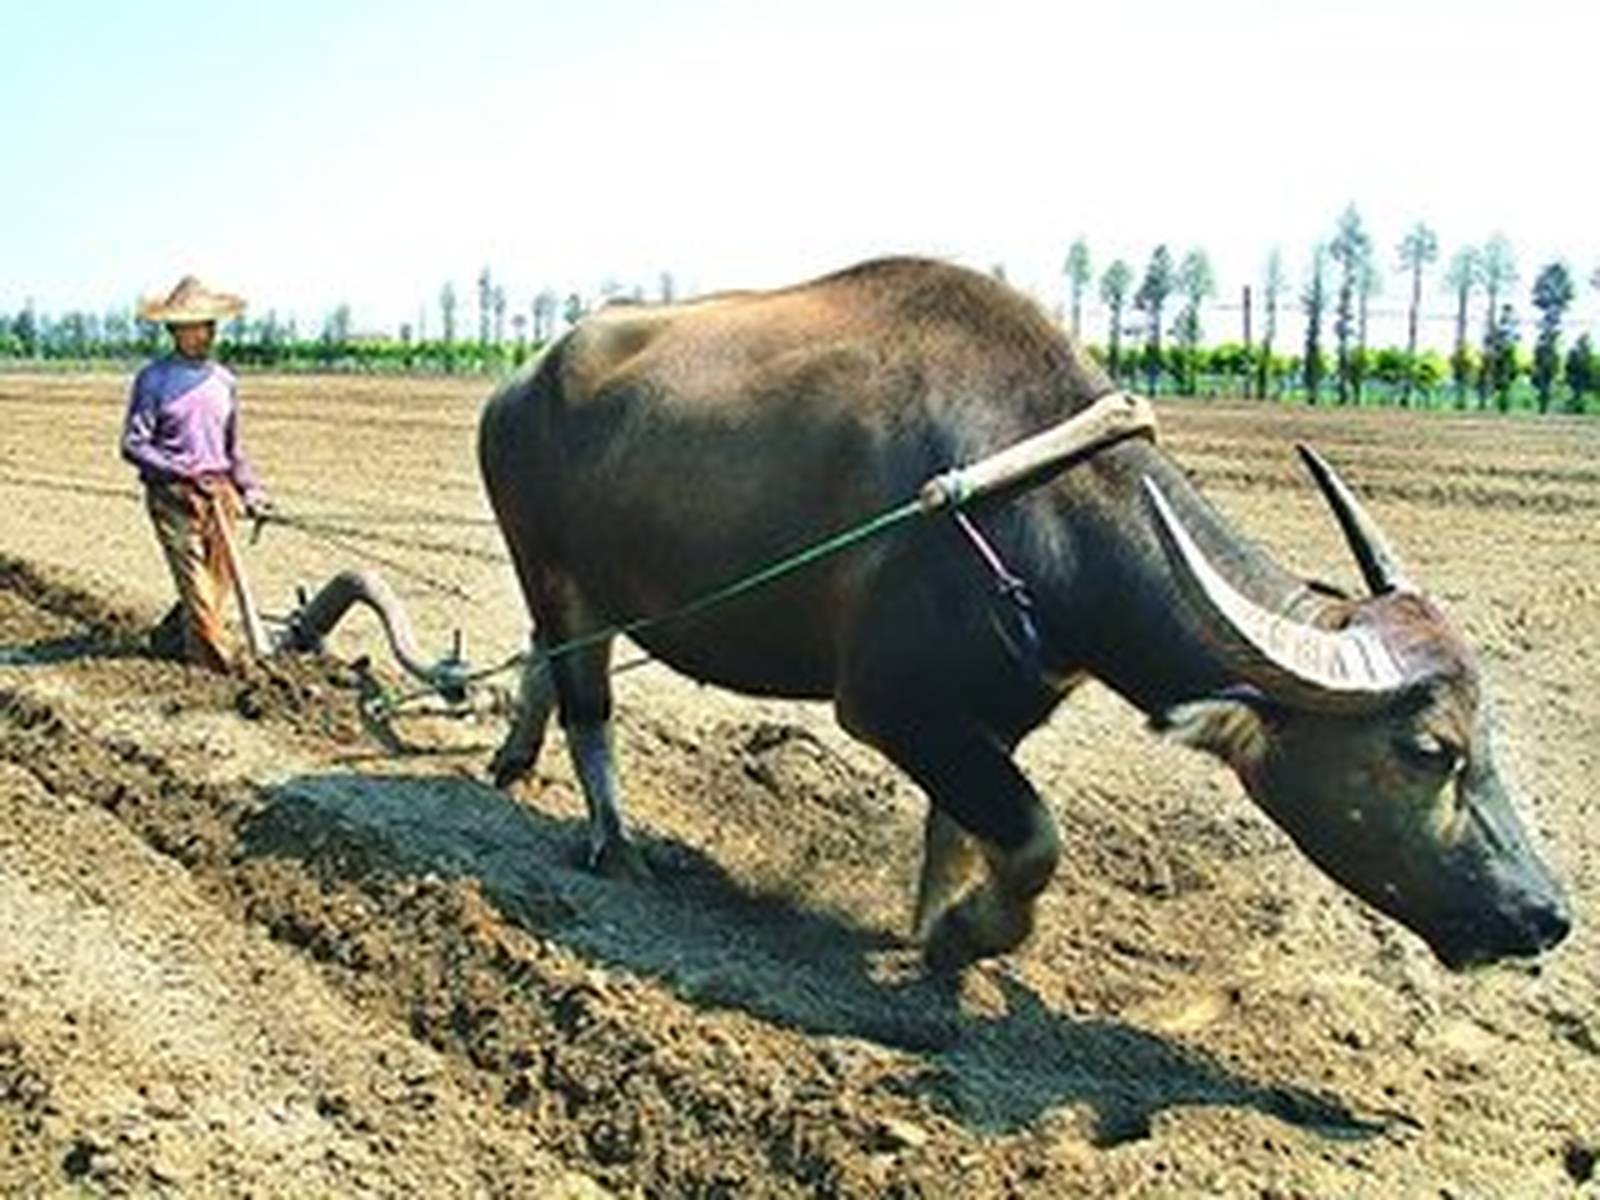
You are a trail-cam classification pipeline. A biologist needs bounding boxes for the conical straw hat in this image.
[137,275,246,322]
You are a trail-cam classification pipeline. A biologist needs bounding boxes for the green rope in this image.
[538,494,927,667]
[368,494,929,715]
[353,391,1159,716]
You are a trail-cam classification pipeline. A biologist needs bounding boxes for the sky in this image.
[5,0,1599,348]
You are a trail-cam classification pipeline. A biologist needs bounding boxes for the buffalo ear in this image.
[1153,688,1279,769]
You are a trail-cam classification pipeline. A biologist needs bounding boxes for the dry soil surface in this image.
[0,371,1596,1198]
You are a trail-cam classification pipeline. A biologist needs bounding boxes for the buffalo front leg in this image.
[913,808,980,942]
[928,831,1061,973]
[877,715,1060,972]
[490,635,557,787]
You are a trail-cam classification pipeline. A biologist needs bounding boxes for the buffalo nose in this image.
[1531,897,1573,950]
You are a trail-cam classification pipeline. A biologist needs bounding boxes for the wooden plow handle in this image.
[211,497,271,661]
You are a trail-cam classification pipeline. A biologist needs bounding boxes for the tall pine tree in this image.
[1397,222,1439,406]
[1530,262,1575,413]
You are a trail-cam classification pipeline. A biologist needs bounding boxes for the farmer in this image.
[121,275,272,670]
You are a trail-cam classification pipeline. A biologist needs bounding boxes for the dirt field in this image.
[1,369,1596,1198]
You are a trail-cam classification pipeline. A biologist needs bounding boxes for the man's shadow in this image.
[0,557,164,666]
[0,631,155,666]
[243,768,1397,1146]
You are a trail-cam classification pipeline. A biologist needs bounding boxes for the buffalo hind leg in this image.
[495,569,650,881]
[877,715,1060,972]
[547,628,652,882]
[565,718,651,880]
[490,633,557,787]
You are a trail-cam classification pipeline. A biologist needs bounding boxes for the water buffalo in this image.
[478,256,1570,972]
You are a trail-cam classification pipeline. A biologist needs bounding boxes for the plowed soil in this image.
[0,371,1595,1198]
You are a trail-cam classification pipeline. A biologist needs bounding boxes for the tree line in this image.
[1065,207,1600,414]
[5,226,1597,414]
[0,265,640,377]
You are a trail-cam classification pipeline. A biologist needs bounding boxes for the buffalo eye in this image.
[1393,731,1463,776]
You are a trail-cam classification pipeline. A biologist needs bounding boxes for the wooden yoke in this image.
[918,391,1158,512]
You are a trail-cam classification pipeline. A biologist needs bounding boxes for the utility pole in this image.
[1241,285,1253,400]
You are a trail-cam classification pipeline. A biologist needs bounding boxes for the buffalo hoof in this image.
[589,838,655,883]
[923,902,985,974]
[489,745,533,789]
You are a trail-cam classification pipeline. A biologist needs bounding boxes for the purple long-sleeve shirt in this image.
[121,355,263,501]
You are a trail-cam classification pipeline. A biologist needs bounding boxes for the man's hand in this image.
[244,493,274,521]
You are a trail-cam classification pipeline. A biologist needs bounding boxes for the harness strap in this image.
[952,509,1027,593]
[931,391,1158,685]
[953,508,1043,676]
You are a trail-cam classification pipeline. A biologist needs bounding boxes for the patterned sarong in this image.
[144,474,241,671]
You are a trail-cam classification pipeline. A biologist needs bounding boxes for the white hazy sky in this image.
[5,0,1598,346]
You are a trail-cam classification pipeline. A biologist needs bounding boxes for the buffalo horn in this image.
[1295,444,1413,595]
[1142,478,1411,713]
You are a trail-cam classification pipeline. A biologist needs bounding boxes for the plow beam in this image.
[279,568,469,703]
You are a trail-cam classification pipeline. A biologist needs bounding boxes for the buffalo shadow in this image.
[242,767,1397,1146]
